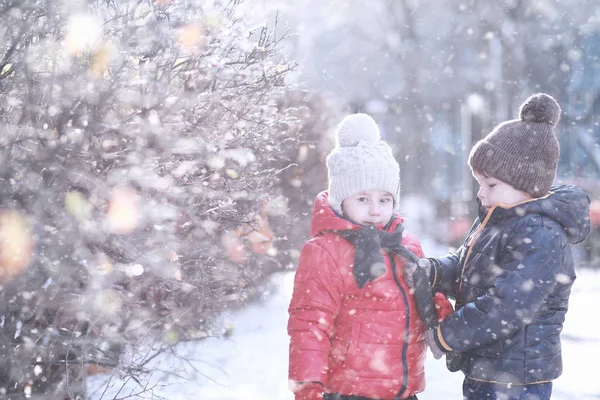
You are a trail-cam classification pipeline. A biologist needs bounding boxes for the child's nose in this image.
[369,203,380,215]
[477,187,485,199]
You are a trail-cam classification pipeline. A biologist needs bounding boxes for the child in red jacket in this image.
[287,113,452,400]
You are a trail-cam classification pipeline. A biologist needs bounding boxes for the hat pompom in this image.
[336,113,381,147]
[519,93,561,127]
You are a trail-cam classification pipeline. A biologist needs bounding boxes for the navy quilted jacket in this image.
[431,185,590,384]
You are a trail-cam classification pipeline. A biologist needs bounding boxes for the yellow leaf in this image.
[225,169,239,179]
[97,253,113,274]
[107,186,140,235]
[94,290,122,316]
[65,191,91,222]
[1,63,12,76]
[0,210,33,281]
[178,23,205,51]
[163,329,180,345]
[90,42,114,78]
[298,145,309,163]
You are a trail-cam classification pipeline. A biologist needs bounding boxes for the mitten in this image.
[433,292,453,322]
[425,329,445,360]
[294,383,324,400]
[404,258,432,289]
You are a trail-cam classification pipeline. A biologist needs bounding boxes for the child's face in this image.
[341,190,394,226]
[473,171,533,212]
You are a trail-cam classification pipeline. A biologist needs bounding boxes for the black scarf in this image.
[335,224,419,289]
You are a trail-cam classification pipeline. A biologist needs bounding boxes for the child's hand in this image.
[294,383,324,400]
[404,258,432,288]
[433,292,453,322]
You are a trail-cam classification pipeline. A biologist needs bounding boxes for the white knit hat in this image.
[326,113,400,214]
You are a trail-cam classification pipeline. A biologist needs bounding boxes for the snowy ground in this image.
[87,237,600,400]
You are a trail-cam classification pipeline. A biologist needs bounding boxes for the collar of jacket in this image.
[477,192,552,222]
[477,186,590,245]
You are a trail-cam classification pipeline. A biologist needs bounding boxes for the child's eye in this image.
[358,197,368,202]
[380,198,391,203]
[489,184,496,188]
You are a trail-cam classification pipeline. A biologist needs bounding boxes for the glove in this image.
[404,258,432,289]
[433,292,453,322]
[425,329,445,360]
[294,383,323,400]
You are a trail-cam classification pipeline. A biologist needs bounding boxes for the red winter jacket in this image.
[288,191,427,400]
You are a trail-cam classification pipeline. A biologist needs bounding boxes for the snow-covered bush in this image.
[0,0,334,397]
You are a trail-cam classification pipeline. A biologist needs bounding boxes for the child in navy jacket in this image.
[406,93,591,400]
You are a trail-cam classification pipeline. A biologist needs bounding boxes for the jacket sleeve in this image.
[436,222,568,353]
[430,217,480,297]
[288,240,344,386]
[429,249,462,297]
[401,230,425,259]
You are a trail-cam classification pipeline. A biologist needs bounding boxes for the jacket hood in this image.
[309,191,404,238]
[483,184,591,244]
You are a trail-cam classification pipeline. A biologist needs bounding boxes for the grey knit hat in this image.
[468,93,562,198]
[326,113,400,214]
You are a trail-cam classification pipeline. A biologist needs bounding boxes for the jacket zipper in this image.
[388,251,409,400]
[458,208,495,293]
[459,194,553,292]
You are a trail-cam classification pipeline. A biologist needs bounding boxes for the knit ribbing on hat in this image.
[326,113,400,214]
[468,93,561,198]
